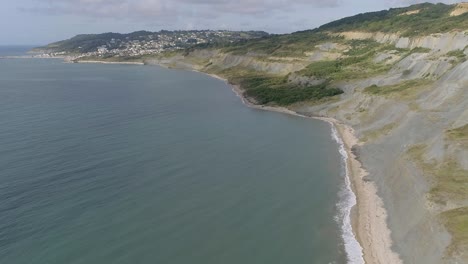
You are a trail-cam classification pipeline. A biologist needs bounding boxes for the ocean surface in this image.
[0,46,36,57]
[0,47,349,264]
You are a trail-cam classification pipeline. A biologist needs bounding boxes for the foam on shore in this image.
[230,78,366,263]
[330,124,365,264]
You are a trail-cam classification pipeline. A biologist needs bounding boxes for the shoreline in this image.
[54,59,402,264]
[210,73,402,264]
[0,57,144,66]
[74,60,144,65]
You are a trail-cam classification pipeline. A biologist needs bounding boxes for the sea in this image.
[0,46,358,264]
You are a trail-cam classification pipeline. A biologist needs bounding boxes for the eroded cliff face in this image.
[209,54,307,75]
[154,31,468,263]
[297,59,468,264]
[450,3,468,17]
[335,31,468,54]
[292,33,468,262]
[149,50,309,75]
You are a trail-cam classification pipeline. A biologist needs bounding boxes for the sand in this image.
[334,124,402,264]
[224,78,403,264]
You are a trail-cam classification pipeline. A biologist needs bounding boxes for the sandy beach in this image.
[218,75,402,264]
[333,123,402,264]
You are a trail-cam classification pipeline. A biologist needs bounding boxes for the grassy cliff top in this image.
[318,3,468,36]
[200,2,467,57]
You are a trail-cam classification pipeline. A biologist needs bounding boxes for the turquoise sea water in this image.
[0,49,348,263]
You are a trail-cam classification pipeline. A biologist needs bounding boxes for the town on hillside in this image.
[34,30,268,59]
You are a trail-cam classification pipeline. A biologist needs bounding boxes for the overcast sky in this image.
[0,0,462,45]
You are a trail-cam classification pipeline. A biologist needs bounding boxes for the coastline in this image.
[54,60,403,263]
[333,121,402,264]
[74,60,144,65]
[0,57,145,65]
[210,73,402,264]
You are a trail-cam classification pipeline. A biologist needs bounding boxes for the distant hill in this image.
[34,30,269,54]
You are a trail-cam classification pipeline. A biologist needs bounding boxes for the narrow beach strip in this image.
[330,123,365,264]
[220,75,401,264]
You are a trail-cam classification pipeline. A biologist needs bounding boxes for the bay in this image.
[0,52,347,264]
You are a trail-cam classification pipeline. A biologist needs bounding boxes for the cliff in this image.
[145,28,468,264]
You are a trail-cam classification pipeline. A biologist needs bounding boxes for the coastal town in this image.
[33,30,268,59]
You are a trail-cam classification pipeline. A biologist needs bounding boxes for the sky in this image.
[0,0,463,45]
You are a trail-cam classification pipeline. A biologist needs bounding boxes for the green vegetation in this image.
[402,69,412,76]
[299,50,391,81]
[447,49,467,63]
[442,207,468,257]
[407,145,468,203]
[318,3,468,37]
[409,47,432,54]
[446,124,468,146]
[208,67,343,106]
[447,49,467,58]
[204,3,465,59]
[343,39,381,56]
[216,32,340,57]
[229,74,342,106]
[364,79,432,99]
[200,37,410,104]
[211,3,466,57]
[43,32,126,53]
[294,39,417,81]
[244,83,342,106]
[430,160,468,203]
[360,123,396,142]
[35,30,268,54]
[299,60,346,79]
[446,124,468,139]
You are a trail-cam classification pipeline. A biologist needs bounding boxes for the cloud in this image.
[22,0,341,19]
[384,0,461,7]
[22,0,172,18]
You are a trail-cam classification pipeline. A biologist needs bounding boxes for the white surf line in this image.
[330,124,365,264]
[217,74,365,263]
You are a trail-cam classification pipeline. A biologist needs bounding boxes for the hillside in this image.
[33,30,268,55]
[318,2,468,36]
[37,2,468,264]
